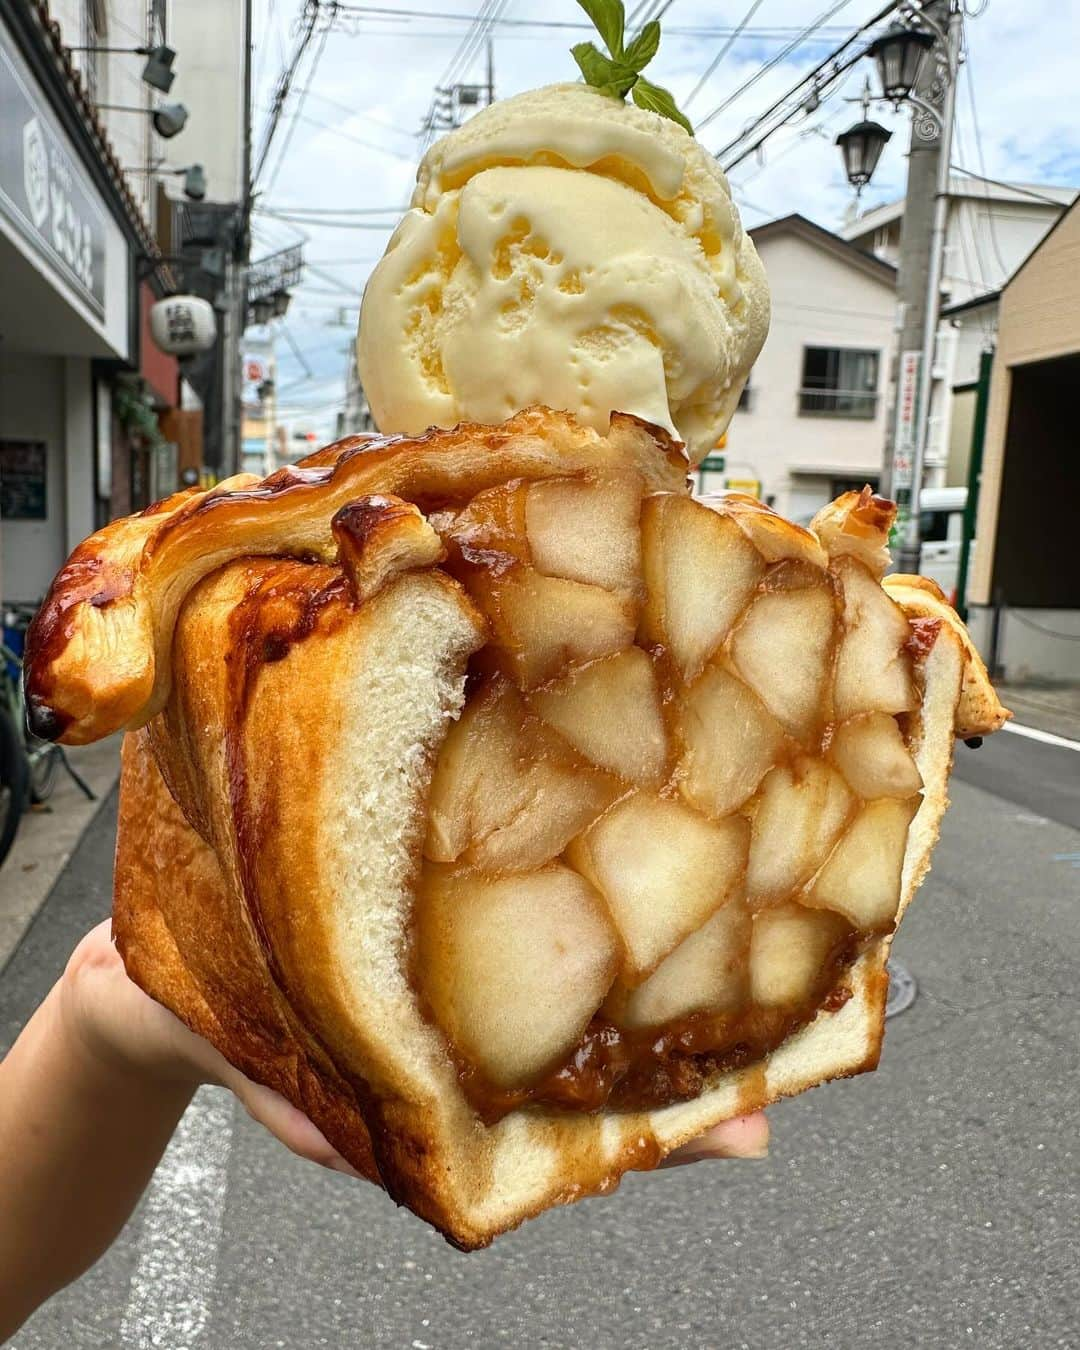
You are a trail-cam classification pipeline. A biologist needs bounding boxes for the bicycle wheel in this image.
[28,741,61,803]
[0,704,27,866]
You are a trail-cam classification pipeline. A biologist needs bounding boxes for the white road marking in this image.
[1001,721,1080,753]
[120,1086,233,1349]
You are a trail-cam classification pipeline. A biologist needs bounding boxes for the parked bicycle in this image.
[1,604,94,867]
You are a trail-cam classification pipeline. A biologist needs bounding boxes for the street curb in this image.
[0,746,120,977]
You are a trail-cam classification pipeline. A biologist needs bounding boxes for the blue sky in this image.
[248,0,1080,442]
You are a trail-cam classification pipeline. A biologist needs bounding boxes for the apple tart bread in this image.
[24,407,1008,1248]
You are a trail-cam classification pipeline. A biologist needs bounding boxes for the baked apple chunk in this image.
[416,864,619,1089]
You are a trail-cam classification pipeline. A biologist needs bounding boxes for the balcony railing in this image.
[797,387,878,419]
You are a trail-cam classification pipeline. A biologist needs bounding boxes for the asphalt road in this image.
[2,730,1077,1350]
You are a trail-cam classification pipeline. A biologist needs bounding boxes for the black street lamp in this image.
[119,162,206,200]
[98,101,188,139]
[867,23,936,104]
[180,164,207,201]
[141,45,178,94]
[836,118,892,192]
[67,43,177,93]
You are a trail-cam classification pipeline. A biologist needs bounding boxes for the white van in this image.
[917,487,969,604]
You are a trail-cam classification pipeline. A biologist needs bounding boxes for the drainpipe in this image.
[955,344,993,622]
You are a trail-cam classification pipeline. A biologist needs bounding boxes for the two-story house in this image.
[712,214,897,521]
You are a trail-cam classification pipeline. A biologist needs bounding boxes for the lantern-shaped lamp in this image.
[836,119,892,191]
[149,295,217,356]
[867,23,936,103]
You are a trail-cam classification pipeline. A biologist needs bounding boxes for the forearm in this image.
[0,980,194,1340]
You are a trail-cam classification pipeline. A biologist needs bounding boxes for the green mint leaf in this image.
[632,76,693,134]
[576,0,626,58]
[571,41,618,85]
[571,41,637,96]
[623,19,660,72]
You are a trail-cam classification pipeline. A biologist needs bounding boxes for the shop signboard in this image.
[0,439,47,520]
[892,349,920,492]
[725,477,762,498]
[0,20,107,317]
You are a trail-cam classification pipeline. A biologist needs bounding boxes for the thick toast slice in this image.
[29,411,1007,1248]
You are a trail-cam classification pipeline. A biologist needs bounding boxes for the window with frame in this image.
[830,476,879,499]
[799,347,879,419]
[83,0,108,102]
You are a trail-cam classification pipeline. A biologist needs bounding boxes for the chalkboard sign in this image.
[0,439,47,519]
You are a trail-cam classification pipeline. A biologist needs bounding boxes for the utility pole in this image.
[880,0,947,502]
[879,0,961,576]
[421,38,495,138]
[892,1,961,574]
[262,339,279,477]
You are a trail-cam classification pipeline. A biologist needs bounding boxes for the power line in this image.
[280,323,315,376]
[253,0,321,187]
[416,0,503,151]
[436,0,490,87]
[296,282,361,294]
[257,209,399,229]
[449,1,502,95]
[264,16,334,195]
[962,48,1011,278]
[277,370,350,395]
[949,165,1074,208]
[332,3,861,36]
[627,0,666,29]
[294,112,414,159]
[304,88,417,141]
[707,0,902,168]
[263,202,403,214]
[305,260,369,290]
[729,97,852,196]
[686,0,768,110]
[949,81,993,295]
[253,0,281,94]
[439,0,504,90]
[300,23,854,42]
[696,0,862,133]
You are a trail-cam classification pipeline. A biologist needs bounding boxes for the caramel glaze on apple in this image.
[410,483,923,1124]
[152,473,919,1128]
[448,933,864,1125]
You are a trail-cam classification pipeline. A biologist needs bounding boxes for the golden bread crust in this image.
[884,573,1011,738]
[25,409,687,745]
[38,410,1004,1249]
[114,731,382,1183]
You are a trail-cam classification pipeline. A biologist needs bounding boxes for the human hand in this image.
[662,1110,769,1166]
[59,921,364,1177]
[61,921,767,1178]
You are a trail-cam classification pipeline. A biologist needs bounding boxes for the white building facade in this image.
[0,0,250,608]
[713,214,897,521]
[51,0,162,220]
[839,176,1075,307]
[0,1,149,605]
[839,178,1075,495]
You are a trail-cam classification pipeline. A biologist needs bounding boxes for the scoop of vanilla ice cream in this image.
[357,83,769,463]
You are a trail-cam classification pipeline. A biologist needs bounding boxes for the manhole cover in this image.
[885,958,917,1019]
